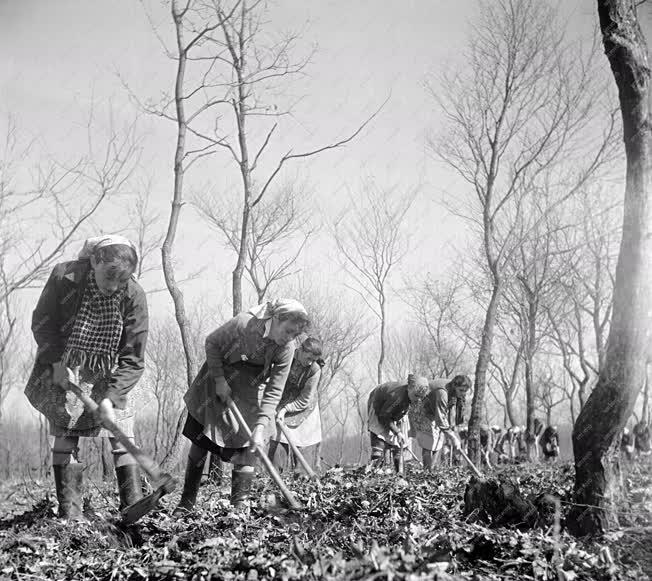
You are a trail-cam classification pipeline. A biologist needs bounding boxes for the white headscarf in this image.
[248,298,308,320]
[78,235,139,262]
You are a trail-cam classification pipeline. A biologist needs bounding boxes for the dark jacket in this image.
[368,381,410,427]
[185,312,294,431]
[31,259,148,409]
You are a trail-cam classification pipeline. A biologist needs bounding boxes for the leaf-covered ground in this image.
[1,461,651,580]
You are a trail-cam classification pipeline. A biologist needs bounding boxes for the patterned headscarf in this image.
[407,373,430,398]
[62,235,137,376]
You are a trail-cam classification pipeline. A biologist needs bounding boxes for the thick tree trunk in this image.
[468,283,502,464]
[570,0,652,537]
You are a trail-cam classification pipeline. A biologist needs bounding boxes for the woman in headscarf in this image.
[268,336,324,473]
[25,235,148,520]
[407,374,469,470]
[175,299,310,513]
[367,377,415,473]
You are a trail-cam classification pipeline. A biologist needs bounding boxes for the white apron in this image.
[273,405,322,447]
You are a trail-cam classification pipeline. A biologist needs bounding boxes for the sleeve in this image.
[256,345,293,427]
[31,265,66,365]
[283,365,321,414]
[426,389,451,431]
[105,285,149,405]
[204,316,240,381]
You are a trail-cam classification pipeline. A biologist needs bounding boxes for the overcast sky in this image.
[0,0,636,417]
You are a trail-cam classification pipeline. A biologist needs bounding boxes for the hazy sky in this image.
[0,0,629,416]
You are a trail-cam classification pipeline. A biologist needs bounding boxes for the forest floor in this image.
[0,460,651,580]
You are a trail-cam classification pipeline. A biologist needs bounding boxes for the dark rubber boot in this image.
[393,449,404,474]
[422,449,434,471]
[115,465,143,510]
[230,470,254,509]
[173,457,205,516]
[53,464,84,520]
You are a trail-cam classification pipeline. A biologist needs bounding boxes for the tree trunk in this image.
[505,344,523,427]
[568,385,576,424]
[505,395,518,427]
[232,35,252,317]
[232,200,250,316]
[101,438,114,482]
[578,377,589,409]
[525,299,537,461]
[378,293,386,384]
[157,3,203,472]
[570,0,652,537]
[468,282,502,464]
[643,362,650,423]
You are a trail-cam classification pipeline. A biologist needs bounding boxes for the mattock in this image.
[225,397,303,509]
[276,419,320,482]
[65,368,177,524]
[457,446,485,478]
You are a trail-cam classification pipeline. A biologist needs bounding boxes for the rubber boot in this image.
[393,449,404,474]
[173,457,205,515]
[422,449,434,471]
[369,451,384,469]
[208,454,227,486]
[230,469,254,509]
[115,465,143,510]
[53,464,84,520]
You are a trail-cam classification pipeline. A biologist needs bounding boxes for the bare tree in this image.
[404,276,472,378]
[128,179,165,279]
[570,0,652,536]
[135,0,379,318]
[487,337,523,427]
[197,182,313,304]
[0,111,141,419]
[503,198,575,459]
[534,366,568,427]
[143,320,189,460]
[428,0,616,463]
[385,326,440,381]
[334,183,416,384]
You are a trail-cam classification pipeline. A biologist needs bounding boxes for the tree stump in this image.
[463,475,538,529]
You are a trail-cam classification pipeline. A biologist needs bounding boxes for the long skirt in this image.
[24,360,134,438]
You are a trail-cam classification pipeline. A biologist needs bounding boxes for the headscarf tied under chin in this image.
[248,298,308,320]
[78,235,139,262]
